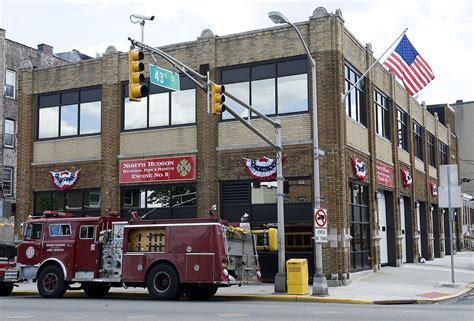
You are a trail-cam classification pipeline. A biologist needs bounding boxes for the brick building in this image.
[0,29,67,219]
[16,7,462,283]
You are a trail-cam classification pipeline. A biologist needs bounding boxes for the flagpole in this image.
[341,28,408,103]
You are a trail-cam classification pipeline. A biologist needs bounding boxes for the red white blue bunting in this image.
[243,156,281,181]
[50,169,81,190]
[351,157,367,181]
[430,182,438,196]
[401,168,412,188]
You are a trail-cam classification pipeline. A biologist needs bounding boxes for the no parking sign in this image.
[314,209,328,243]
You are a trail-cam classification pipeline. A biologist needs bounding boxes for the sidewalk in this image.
[11,251,474,304]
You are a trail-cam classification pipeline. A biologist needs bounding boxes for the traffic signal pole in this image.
[129,37,287,291]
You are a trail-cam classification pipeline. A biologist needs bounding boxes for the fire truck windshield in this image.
[24,223,43,240]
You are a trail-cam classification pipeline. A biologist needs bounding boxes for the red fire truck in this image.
[0,211,261,300]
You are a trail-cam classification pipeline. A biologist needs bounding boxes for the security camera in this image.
[130,14,155,21]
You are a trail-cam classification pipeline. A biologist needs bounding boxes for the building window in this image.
[220,178,312,225]
[344,64,367,126]
[121,184,197,219]
[413,121,424,160]
[397,108,408,150]
[220,58,308,120]
[3,167,13,196]
[439,142,448,165]
[374,89,390,140]
[5,69,16,98]
[349,181,371,271]
[4,119,15,148]
[123,77,196,130]
[37,88,101,139]
[427,132,436,167]
[34,189,100,217]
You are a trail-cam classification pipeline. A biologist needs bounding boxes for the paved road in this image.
[0,293,472,321]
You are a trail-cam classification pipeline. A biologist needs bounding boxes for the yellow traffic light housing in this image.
[128,50,149,101]
[211,83,225,114]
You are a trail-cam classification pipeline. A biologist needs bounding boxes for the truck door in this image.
[74,225,98,278]
[17,223,44,266]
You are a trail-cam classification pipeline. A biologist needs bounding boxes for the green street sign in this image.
[149,64,180,91]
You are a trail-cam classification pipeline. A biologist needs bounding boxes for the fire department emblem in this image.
[26,246,35,259]
[176,159,192,177]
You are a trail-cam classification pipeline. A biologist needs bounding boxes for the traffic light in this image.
[211,83,225,114]
[128,50,149,101]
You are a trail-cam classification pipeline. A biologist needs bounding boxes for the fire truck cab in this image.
[17,213,126,298]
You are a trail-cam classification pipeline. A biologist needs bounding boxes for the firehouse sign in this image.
[119,155,196,183]
[314,208,328,243]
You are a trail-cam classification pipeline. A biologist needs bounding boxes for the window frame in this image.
[374,89,390,140]
[397,108,408,151]
[413,121,424,161]
[3,167,13,196]
[4,119,15,148]
[36,86,102,141]
[49,224,72,237]
[439,142,448,165]
[344,63,367,126]
[427,132,436,167]
[5,69,16,99]
[218,56,309,121]
[121,77,197,132]
[24,223,43,240]
[33,189,101,217]
[79,225,96,240]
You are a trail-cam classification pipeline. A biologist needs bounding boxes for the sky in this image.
[0,0,472,105]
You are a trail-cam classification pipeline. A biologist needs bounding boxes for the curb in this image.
[9,286,471,305]
[215,294,374,304]
[415,286,472,304]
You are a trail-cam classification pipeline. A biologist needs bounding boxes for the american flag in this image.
[383,35,434,96]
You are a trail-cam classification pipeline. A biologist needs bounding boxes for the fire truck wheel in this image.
[0,282,14,296]
[82,283,110,298]
[184,284,218,300]
[146,263,181,300]
[37,265,67,298]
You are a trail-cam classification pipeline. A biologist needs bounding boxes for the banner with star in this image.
[243,156,284,181]
[351,157,367,181]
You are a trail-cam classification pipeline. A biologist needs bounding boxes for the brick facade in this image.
[0,29,64,217]
[15,8,461,284]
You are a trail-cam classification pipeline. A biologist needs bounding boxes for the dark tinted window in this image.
[38,94,60,108]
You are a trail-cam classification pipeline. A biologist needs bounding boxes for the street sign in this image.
[314,209,327,228]
[440,165,459,187]
[149,64,180,91]
[314,209,328,243]
[438,185,462,208]
[314,228,328,243]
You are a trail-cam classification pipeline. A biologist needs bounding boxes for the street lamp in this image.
[268,11,328,296]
